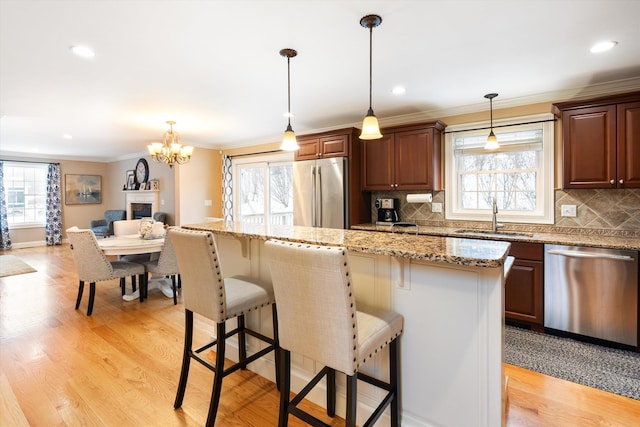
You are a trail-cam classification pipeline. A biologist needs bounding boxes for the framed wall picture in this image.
[126,170,136,190]
[65,174,102,204]
[150,179,159,190]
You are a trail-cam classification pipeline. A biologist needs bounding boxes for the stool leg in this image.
[390,338,400,427]
[278,349,291,427]
[326,368,336,417]
[205,322,227,427]
[120,277,125,296]
[345,374,357,427]
[237,315,247,369]
[272,304,281,391]
[75,281,84,309]
[174,310,193,409]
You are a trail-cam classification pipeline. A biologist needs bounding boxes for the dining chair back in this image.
[113,219,142,236]
[169,227,279,426]
[66,227,145,315]
[142,227,180,304]
[265,239,404,427]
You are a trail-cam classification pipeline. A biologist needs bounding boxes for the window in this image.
[232,153,293,225]
[3,162,48,227]
[445,114,554,224]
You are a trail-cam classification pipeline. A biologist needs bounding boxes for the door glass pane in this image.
[269,164,293,225]
[238,166,265,223]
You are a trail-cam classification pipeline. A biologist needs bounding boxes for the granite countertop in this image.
[183,221,511,268]
[351,223,640,251]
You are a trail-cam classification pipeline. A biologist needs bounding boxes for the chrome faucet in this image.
[491,197,504,233]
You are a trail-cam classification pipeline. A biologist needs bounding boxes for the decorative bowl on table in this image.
[139,218,166,240]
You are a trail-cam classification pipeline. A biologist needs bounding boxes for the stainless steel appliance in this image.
[544,244,638,346]
[293,157,347,228]
[375,198,399,224]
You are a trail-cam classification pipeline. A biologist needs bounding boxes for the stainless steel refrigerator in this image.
[293,157,348,229]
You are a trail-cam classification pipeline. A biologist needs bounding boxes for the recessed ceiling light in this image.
[63,134,73,140]
[70,45,96,58]
[392,86,406,95]
[590,41,617,53]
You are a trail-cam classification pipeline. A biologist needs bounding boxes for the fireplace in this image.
[125,190,159,220]
[131,203,152,219]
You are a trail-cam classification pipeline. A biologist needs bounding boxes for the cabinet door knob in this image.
[619,179,624,184]
[610,179,615,185]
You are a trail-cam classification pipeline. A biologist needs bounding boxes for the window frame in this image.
[3,161,49,229]
[231,152,293,224]
[444,113,555,224]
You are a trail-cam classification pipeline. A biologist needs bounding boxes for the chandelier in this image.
[147,121,194,167]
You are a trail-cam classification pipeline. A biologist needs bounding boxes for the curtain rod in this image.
[444,118,556,134]
[226,149,282,158]
[1,159,60,165]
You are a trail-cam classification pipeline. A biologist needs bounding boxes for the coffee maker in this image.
[375,198,400,223]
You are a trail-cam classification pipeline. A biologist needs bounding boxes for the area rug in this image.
[0,254,37,278]
[505,325,640,400]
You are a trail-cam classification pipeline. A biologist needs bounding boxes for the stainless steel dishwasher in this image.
[544,244,638,346]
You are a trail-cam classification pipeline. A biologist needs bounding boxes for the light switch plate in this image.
[561,204,577,217]
[432,202,443,213]
[204,199,213,206]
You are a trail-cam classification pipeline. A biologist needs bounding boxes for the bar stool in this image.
[170,228,279,426]
[265,239,404,427]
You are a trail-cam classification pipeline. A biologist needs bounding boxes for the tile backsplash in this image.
[370,189,640,235]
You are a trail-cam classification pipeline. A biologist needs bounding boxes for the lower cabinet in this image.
[505,241,544,328]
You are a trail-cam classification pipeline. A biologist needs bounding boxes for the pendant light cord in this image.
[287,55,292,127]
[368,25,373,110]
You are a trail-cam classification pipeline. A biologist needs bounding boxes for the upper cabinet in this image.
[362,121,446,191]
[294,132,349,161]
[554,92,640,189]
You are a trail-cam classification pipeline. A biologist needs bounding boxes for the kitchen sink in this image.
[454,229,534,238]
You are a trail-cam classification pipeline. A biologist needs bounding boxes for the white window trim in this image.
[444,113,555,224]
[231,152,293,221]
[4,161,49,228]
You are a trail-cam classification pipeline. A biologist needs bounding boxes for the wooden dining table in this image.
[97,234,173,300]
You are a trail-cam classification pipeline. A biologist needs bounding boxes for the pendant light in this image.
[484,93,499,150]
[359,14,383,140]
[280,48,299,151]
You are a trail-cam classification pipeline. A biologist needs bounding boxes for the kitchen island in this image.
[183,221,511,427]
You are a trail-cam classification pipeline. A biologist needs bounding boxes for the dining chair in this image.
[66,227,146,316]
[142,227,179,304]
[113,219,152,264]
[169,228,279,426]
[265,239,404,427]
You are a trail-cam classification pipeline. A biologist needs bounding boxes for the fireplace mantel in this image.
[123,190,159,219]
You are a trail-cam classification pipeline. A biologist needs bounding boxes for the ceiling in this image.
[1,0,640,163]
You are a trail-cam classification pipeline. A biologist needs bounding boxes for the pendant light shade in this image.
[280,48,299,151]
[359,14,383,140]
[484,93,499,150]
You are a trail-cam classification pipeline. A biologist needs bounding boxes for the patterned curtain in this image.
[222,155,233,220]
[45,163,63,245]
[0,161,11,249]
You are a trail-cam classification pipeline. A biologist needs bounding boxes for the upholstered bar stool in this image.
[265,239,404,427]
[169,228,279,426]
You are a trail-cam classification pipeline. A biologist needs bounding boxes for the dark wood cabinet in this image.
[362,121,445,191]
[554,92,640,189]
[505,241,544,327]
[294,133,348,161]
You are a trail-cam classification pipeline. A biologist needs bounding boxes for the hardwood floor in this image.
[2,245,639,426]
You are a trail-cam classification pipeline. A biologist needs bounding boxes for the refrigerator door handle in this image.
[316,166,322,227]
[311,166,316,227]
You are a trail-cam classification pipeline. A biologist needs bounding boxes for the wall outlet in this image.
[204,199,213,206]
[432,202,443,213]
[561,204,577,217]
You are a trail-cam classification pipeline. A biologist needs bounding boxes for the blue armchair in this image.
[152,211,168,224]
[90,210,126,237]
